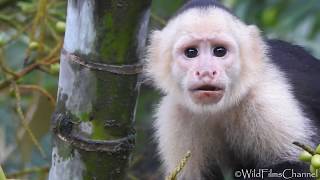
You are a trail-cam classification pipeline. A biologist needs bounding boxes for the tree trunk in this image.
[49,1,151,179]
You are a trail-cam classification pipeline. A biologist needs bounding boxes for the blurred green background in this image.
[0,0,319,179]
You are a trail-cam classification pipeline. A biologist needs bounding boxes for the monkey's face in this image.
[146,8,265,112]
[171,33,240,106]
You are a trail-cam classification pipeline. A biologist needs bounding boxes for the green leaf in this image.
[0,166,6,180]
[17,2,35,13]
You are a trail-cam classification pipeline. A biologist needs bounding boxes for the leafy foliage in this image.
[0,0,65,179]
[225,0,320,58]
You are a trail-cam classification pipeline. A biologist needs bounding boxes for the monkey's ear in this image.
[146,30,163,63]
[247,25,261,39]
[149,30,162,46]
[247,25,265,53]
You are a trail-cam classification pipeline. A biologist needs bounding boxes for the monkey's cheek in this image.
[190,91,224,104]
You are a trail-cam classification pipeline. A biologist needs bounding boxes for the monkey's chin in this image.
[190,90,224,105]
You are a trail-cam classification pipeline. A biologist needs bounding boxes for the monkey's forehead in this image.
[163,8,243,35]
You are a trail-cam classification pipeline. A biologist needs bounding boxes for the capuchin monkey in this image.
[145,0,320,179]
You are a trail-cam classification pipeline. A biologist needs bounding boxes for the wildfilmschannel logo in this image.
[234,169,319,179]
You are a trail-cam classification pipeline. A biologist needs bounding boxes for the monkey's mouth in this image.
[189,84,225,104]
[191,85,224,92]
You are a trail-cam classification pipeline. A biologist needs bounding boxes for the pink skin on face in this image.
[173,33,236,105]
[188,64,225,104]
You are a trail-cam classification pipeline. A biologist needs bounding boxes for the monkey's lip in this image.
[189,84,225,92]
[189,84,225,104]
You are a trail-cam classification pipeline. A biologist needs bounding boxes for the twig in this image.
[0,62,40,90]
[151,13,166,26]
[0,41,61,91]
[13,82,47,159]
[7,23,32,45]
[44,40,63,61]
[39,57,60,66]
[293,141,315,155]
[6,166,49,179]
[30,0,48,41]
[0,49,18,77]
[0,14,20,29]
[37,65,51,74]
[19,84,56,107]
[166,151,191,180]
[24,0,48,62]
[45,18,60,41]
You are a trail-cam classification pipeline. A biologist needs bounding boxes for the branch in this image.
[293,141,315,155]
[0,41,62,91]
[39,57,60,66]
[166,151,191,180]
[13,82,47,159]
[7,23,32,45]
[19,84,56,107]
[6,166,49,179]
[0,49,18,77]
[151,13,166,26]
[0,62,40,90]
[0,14,20,29]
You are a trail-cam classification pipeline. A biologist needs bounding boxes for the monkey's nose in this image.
[195,70,217,79]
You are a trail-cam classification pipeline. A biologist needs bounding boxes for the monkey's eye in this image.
[213,46,227,57]
[184,47,198,58]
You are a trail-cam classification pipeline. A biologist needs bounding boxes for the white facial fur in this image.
[146,8,265,114]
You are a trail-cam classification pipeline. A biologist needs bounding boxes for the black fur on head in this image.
[173,0,234,18]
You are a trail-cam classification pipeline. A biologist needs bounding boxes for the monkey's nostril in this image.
[196,71,200,76]
[212,71,216,76]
